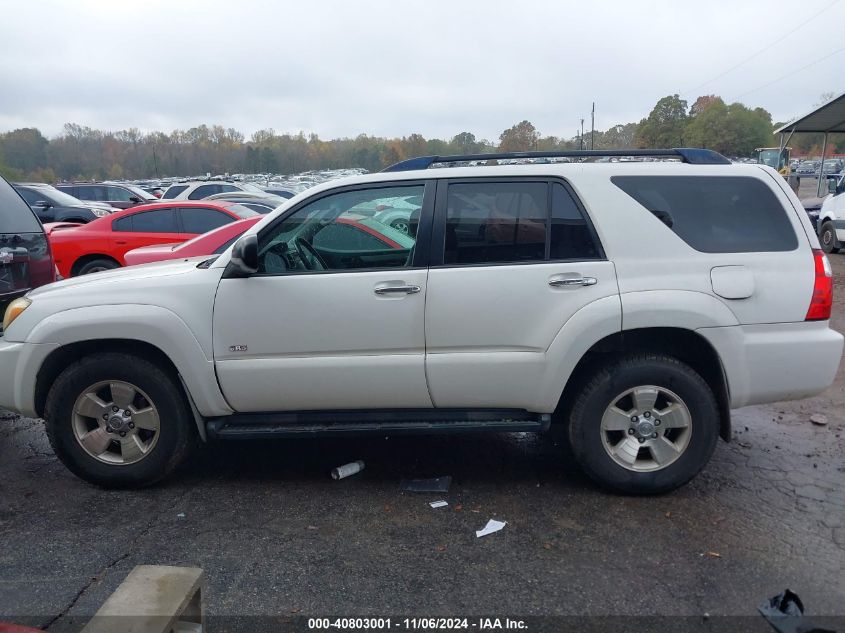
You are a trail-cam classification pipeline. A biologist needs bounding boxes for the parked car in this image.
[260,186,296,199]
[0,149,840,494]
[47,201,257,277]
[124,217,262,266]
[202,192,288,214]
[0,176,56,332]
[160,181,268,201]
[13,183,114,224]
[55,182,157,210]
[796,161,819,177]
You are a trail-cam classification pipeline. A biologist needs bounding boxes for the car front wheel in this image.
[44,353,194,488]
[568,354,719,495]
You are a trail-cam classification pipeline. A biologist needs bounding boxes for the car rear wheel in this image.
[77,258,119,275]
[568,354,719,495]
[820,221,840,254]
[44,353,194,488]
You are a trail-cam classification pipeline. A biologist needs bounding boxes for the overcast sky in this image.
[0,0,842,141]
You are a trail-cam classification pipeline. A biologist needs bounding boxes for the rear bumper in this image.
[699,321,843,408]
[0,339,59,418]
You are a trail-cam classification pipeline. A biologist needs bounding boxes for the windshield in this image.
[124,184,156,200]
[240,182,266,194]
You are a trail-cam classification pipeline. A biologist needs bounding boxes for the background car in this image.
[124,216,262,266]
[48,200,257,277]
[202,192,288,213]
[160,180,270,201]
[259,185,296,199]
[56,182,157,209]
[0,176,56,329]
[13,183,115,223]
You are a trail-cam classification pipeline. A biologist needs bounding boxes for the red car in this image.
[48,201,257,277]
[124,217,262,266]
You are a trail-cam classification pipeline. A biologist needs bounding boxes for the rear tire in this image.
[44,353,194,488]
[568,354,719,495]
[820,221,840,254]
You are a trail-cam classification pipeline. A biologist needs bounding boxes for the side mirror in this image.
[35,200,52,208]
[829,178,839,194]
[229,234,258,274]
[129,196,141,203]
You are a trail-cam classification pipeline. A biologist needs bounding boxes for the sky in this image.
[0,0,843,141]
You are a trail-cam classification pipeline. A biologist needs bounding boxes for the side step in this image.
[206,409,551,440]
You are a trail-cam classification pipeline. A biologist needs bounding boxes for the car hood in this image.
[28,256,210,299]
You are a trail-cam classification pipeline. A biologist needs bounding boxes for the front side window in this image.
[257,185,422,274]
[188,184,219,200]
[162,185,187,199]
[106,186,133,202]
[126,208,177,233]
[15,187,40,206]
[180,207,232,233]
[611,176,798,253]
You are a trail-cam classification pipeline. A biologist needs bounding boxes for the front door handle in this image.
[548,275,597,287]
[374,284,421,295]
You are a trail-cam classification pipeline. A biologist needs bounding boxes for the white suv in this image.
[1,149,841,494]
[160,180,269,201]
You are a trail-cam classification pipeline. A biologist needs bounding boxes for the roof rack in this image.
[382,148,731,172]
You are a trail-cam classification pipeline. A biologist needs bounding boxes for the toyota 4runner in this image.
[1,149,841,494]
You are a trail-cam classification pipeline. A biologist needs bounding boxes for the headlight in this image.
[91,208,111,217]
[3,297,31,331]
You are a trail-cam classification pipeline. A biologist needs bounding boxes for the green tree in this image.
[634,95,688,148]
[450,132,479,154]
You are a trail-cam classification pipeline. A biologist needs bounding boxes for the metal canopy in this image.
[774,92,845,134]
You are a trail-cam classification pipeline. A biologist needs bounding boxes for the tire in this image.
[44,353,194,488]
[390,219,410,234]
[76,258,119,276]
[820,222,840,254]
[568,354,719,495]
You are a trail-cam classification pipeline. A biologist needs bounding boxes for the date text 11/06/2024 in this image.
[307,618,528,630]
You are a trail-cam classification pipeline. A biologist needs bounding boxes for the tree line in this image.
[0,94,833,182]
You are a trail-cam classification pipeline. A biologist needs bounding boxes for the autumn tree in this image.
[498,120,539,151]
[634,95,689,148]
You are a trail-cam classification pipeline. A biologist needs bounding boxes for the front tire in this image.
[44,353,194,488]
[820,221,840,254]
[568,354,719,495]
[76,258,119,276]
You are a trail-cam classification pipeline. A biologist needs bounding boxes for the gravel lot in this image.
[1,252,844,630]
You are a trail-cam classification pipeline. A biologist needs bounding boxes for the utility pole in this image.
[580,119,585,150]
[591,102,595,150]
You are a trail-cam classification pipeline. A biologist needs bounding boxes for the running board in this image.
[206,409,551,440]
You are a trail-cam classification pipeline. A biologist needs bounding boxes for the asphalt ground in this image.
[1,235,844,631]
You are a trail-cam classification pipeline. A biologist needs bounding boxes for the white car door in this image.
[424,178,619,410]
[213,182,434,412]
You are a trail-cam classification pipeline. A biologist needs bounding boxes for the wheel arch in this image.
[70,254,121,276]
[556,327,732,442]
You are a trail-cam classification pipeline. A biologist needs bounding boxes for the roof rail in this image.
[382,148,731,172]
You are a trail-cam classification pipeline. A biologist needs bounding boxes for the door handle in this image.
[374,284,421,295]
[548,275,597,287]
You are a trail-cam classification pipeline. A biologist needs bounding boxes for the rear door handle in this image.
[374,284,421,295]
[548,275,597,287]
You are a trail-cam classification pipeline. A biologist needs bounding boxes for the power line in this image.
[682,0,840,96]
[736,44,845,100]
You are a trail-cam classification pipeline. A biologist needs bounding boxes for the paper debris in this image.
[476,519,507,538]
[400,476,451,493]
[429,500,448,509]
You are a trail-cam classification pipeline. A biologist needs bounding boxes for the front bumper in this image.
[0,339,59,418]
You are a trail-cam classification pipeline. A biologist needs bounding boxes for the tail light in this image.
[806,249,833,321]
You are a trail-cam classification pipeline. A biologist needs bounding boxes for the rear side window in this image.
[0,178,40,232]
[76,185,107,202]
[126,209,177,233]
[443,181,601,265]
[179,207,232,233]
[611,176,798,253]
[162,185,188,199]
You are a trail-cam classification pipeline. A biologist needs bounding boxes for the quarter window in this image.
[611,176,798,253]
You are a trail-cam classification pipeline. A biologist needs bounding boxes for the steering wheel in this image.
[295,237,328,271]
